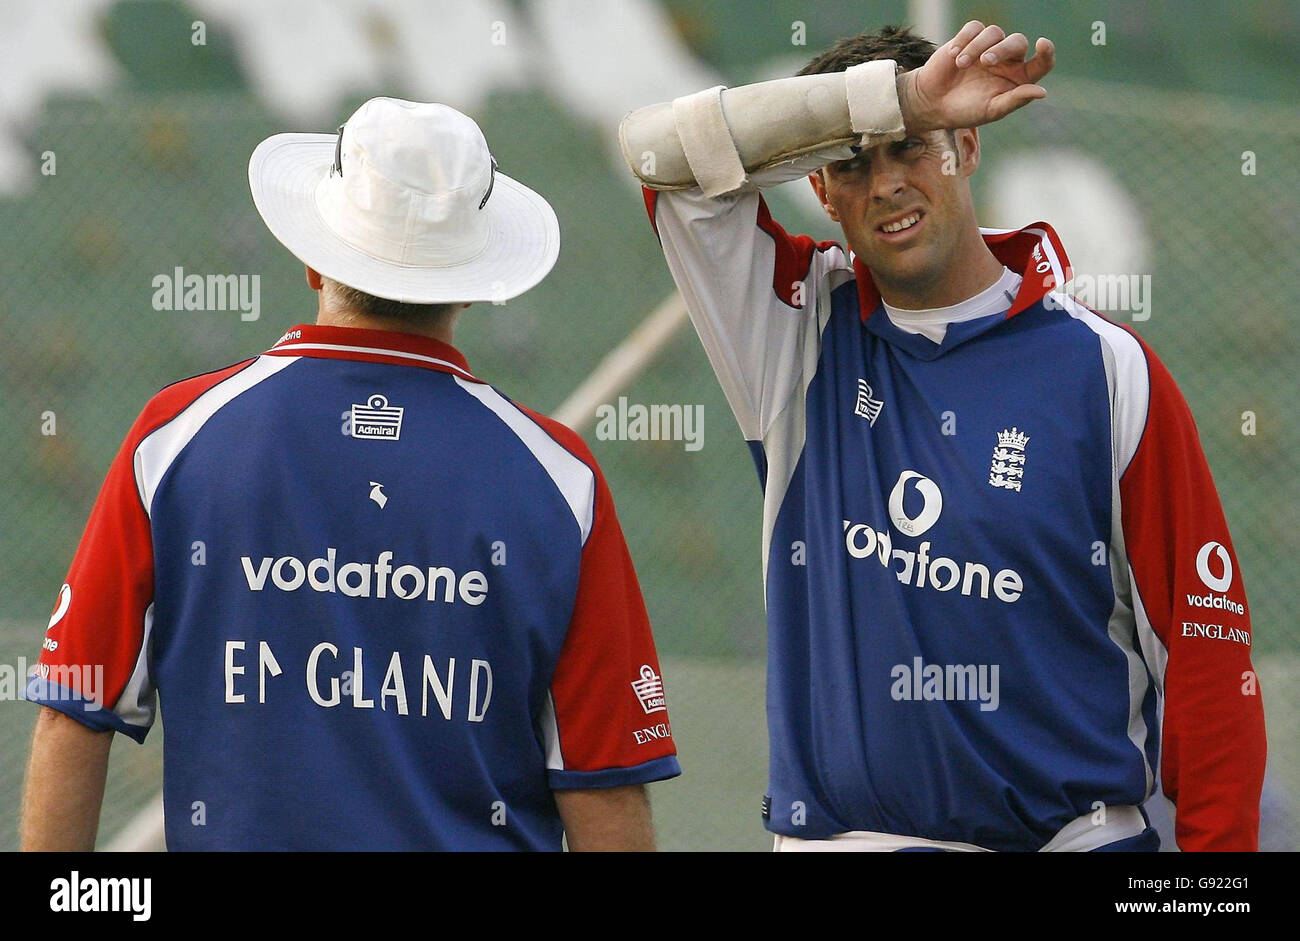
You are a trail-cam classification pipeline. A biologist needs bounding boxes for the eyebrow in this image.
[833,138,916,168]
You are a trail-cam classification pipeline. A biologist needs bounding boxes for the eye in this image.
[831,154,868,175]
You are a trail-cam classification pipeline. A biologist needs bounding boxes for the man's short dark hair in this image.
[324,278,460,324]
[796,24,935,77]
[797,25,957,156]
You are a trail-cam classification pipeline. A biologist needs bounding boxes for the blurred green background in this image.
[1,0,1296,851]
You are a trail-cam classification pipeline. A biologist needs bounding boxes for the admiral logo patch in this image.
[351,394,404,440]
[631,664,667,715]
[854,378,884,425]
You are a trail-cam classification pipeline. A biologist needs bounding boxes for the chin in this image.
[860,248,936,288]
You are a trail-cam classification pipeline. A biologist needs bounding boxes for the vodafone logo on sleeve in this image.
[1187,539,1244,615]
[41,584,72,652]
[1195,540,1233,592]
[47,584,71,630]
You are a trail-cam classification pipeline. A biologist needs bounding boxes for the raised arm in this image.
[628,23,1054,448]
[621,21,1054,195]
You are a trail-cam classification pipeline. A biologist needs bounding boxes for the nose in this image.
[868,153,908,203]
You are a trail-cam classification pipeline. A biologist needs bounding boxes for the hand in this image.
[898,21,1055,134]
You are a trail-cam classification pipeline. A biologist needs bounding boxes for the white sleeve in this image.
[647,186,848,441]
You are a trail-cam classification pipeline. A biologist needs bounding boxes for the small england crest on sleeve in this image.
[989,427,1029,492]
[631,664,667,714]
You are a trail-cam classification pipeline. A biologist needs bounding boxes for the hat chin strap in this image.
[314,160,493,268]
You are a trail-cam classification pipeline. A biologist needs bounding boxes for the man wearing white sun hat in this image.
[21,98,680,852]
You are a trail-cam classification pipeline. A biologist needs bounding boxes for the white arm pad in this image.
[672,86,748,198]
[619,59,905,194]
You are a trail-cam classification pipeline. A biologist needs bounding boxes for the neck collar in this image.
[264,323,480,382]
[853,221,1071,323]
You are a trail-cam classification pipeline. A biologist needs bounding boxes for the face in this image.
[810,127,981,301]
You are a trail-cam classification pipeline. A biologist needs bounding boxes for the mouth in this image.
[875,209,925,243]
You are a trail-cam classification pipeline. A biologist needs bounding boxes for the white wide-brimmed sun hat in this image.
[249,97,560,303]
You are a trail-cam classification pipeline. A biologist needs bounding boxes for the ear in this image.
[808,171,840,222]
[305,266,324,291]
[955,128,981,178]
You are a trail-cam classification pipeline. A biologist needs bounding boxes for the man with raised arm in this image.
[621,21,1264,851]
